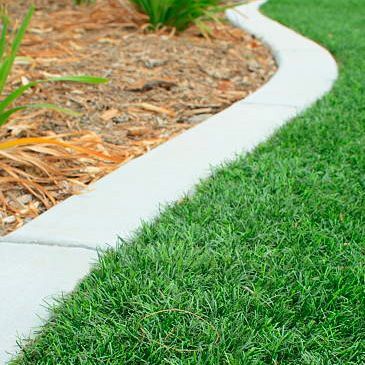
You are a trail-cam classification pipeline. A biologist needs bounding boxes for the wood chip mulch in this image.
[0,0,276,235]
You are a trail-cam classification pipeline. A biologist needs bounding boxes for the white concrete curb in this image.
[3,1,338,250]
[0,243,98,363]
[0,0,338,362]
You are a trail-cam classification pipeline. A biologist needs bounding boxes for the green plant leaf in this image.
[0,103,81,126]
[0,6,108,129]
[0,82,37,112]
[46,75,109,84]
[131,0,222,31]
[0,107,23,126]
[0,15,9,62]
[0,75,107,113]
[23,103,82,116]
[0,5,34,94]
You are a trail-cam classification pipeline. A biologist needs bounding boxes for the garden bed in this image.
[0,0,276,235]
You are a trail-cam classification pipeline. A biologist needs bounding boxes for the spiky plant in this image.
[0,5,107,127]
[129,0,234,31]
[73,0,96,5]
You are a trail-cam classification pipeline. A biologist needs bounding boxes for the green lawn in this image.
[13,0,365,364]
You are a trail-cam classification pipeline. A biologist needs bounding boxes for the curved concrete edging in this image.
[0,0,338,362]
[3,0,338,250]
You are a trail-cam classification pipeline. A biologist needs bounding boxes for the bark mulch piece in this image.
[0,0,276,235]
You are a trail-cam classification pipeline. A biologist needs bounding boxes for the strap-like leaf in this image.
[0,106,24,126]
[0,5,34,93]
[0,82,37,112]
[0,15,9,62]
[10,6,34,57]
[21,103,82,116]
[0,75,107,113]
[0,103,81,126]
[46,75,109,84]
[0,58,11,96]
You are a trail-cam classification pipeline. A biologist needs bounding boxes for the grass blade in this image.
[20,103,82,116]
[46,75,109,84]
[0,5,34,93]
[0,106,24,126]
[0,15,9,62]
[0,75,107,113]
[0,82,37,111]
[0,103,81,126]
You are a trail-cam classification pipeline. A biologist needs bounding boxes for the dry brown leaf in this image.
[101,109,120,121]
[132,103,176,117]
